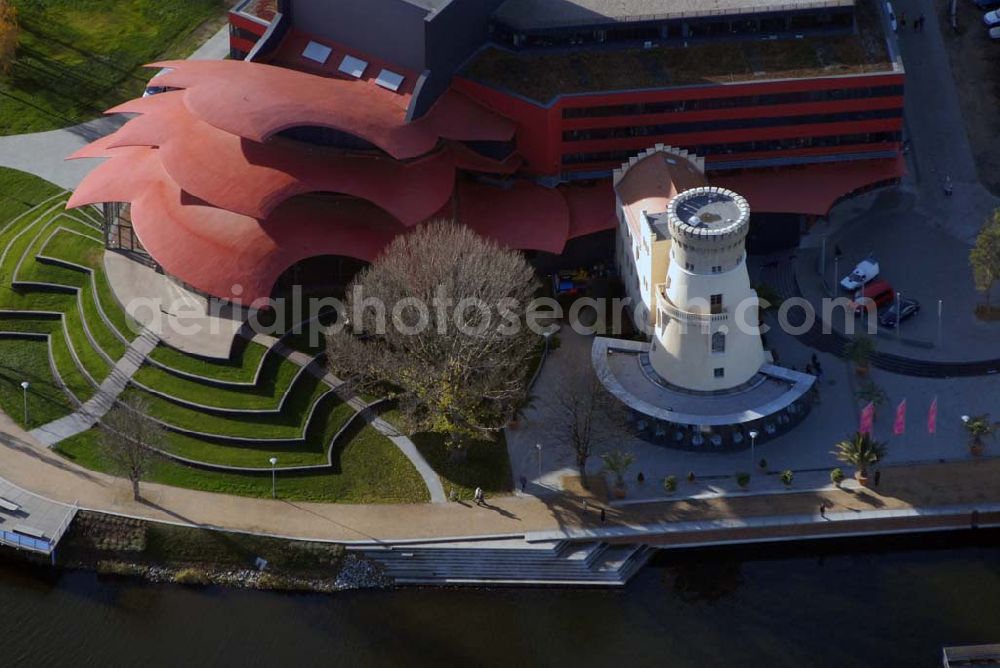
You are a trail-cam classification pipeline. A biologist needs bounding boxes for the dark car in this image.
[879,297,920,328]
[974,0,1000,10]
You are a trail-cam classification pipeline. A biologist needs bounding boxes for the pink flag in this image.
[860,401,874,435]
[927,397,938,435]
[893,399,907,436]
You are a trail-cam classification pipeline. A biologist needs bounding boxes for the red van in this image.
[851,280,894,315]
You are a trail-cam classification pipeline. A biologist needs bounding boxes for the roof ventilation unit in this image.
[302,41,332,64]
[338,55,368,78]
[374,69,405,92]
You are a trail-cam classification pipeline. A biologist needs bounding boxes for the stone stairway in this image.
[31,327,160,445]
[357,537,654,586]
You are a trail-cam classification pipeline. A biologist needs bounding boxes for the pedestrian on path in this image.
[600,507,606,522]
[819,503,826,519]
[474,487,485,506]
[874,469,881,487]
[582,499,589,515]
[916,14,925,31]
[899,11,906,28]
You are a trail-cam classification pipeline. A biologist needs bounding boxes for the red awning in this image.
[713,157,905,217]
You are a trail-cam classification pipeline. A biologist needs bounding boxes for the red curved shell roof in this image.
[66,57,617,304]
[144,59,515,159]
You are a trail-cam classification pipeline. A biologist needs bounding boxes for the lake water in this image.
[0,531,997,667]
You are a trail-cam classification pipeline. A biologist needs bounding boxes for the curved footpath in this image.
[2,408,998,545]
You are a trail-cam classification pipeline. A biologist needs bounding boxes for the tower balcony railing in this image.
[656,284,728,324]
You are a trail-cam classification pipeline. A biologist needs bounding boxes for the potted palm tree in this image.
[663,475,678,495]
[832,432,887,487]
[855,380,888,419]
[830,468,845,487]
[736,472,751,489]
[780,469,794,488]
[844,336,876,376]
[601,449,635,499]
[962,414,997,456]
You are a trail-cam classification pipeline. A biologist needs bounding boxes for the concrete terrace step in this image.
[358,538,653,586]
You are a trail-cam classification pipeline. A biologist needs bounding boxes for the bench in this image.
[0,497,20,512]
[12,524,45,540]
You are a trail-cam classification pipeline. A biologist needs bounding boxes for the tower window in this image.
[712,265,722,273]
[710,293,723,313]
[712,331,725,353]
[685,262,694,271]
[714,367,725,378]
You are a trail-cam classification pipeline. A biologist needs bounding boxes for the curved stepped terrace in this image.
[0,168,433,502]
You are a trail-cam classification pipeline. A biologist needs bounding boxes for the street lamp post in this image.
[895,291,902,340]
[20,381,29,426]
[269,456,278,498]
[937,299,943,348]
[833,256,840,295]
[535,443,542,478]
[749,430,759,472]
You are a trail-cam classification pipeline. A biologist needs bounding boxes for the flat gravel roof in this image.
[494,0,855,30]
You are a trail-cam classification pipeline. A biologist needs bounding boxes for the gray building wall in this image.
[291,0,429,72]
[410,0,505,117]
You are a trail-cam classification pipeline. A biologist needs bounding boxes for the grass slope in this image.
[1,0,228,134]
[57,424,430,503]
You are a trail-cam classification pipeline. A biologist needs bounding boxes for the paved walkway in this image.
[1,406,997,543]
[0,25,230,190]
[259,334,448,504]
[30,328,160,445]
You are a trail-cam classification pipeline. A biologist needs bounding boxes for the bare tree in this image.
[327,221,539,458]
[0,0,19,75]
[99,395,164,500]
[553,364,624,486]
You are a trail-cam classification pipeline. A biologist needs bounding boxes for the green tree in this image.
[971,209,1000,309]
[843,335,876,375]
[831,432,887,480]
[0,0,19,74]
[961,413,997,454]
[601,448,635,489]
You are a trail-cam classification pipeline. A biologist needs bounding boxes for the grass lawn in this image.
[382,409,514,499]
[1,0,228,135]
[122,368,339,440]
[133,347,302,410]
[57,424,430,503]
[148,338,270,383]
[154,391,357,468]
[0,336,75,427]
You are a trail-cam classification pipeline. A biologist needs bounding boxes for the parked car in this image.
[879,297,920,328]
[142,68,176,97]
[985,9,1000,25]
[840,255,880,291]
[973,0,1000,10]
[851,280,895,315]
[991,26,1000,38]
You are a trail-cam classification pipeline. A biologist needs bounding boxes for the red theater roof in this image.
[715,157,905,216]
[77,92,457,225]
[142,59,514,159]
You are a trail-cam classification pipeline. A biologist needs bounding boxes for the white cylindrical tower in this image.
[650,186,764,391]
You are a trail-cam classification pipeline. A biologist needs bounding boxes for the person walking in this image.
[899,11,906,28]
[600,507,606,522]
[874,469,881,487]
[474,487,485,506]
[819,503,826,518]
